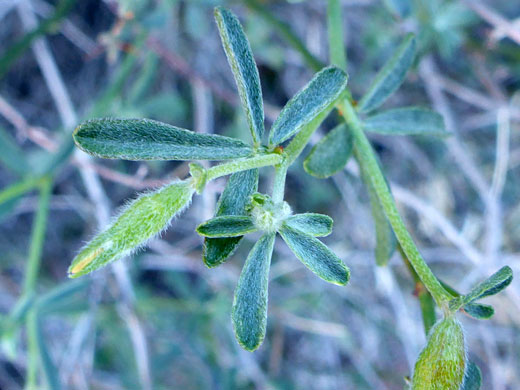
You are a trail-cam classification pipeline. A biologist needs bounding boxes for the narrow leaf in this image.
[284,213,333,237]
[68,180,194,278]
[73,118,253,161]
[215,7,265,145]
[279,224,349,285]
[357,33,416,113]
[197,216,257,237]
[0,126,30,175]
[463,266,513,304]
[463,303,494,320]
[269,66,348,145]
[304,123,352,178]
[461,361,482,390]
[382,0,411,18]
[28,311,61,390]
[203,169,258,267]
[232,233,275,351]
[363,107,448,136]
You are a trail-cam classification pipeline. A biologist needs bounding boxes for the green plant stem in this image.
[0,176,45,206]
[206,153,282,182]
[25,310,39,390]
[23,176,53,296]
[271,165,288,203]
[397,244,436,334]
[327,0,347,70]
[339,99,452,307]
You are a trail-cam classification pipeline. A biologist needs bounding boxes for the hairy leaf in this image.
[304,123,353,178]
[463,303,494,320]
[269,66,348,145]
[279,224,349,285]
[461,361,482,390]
[357,33,416,113]
[203,169,258,267]
[73,118,253,161]
[68,180,194,278]
[284,213,333,237]
[463,266,513,304]
[215,7,265,145]
[197,216,257,237]
[232,233,275,351]
[363,107,448,136]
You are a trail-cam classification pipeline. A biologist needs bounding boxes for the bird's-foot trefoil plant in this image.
[69,5,513,388]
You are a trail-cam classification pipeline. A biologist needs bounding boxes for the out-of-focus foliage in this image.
[0,0,519,389]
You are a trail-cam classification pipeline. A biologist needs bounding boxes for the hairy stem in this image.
[340,99,452,307]
[206,153,282,182]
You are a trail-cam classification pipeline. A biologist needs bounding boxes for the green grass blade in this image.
[0,0,75,80]
[203,169,259,267]
[197,216,257,238]
[269,66,348,145]
[284,213,333,237]
[279,224,349,285]
[232,233,275,351]
[357,33,416,113]
[363,107,448,136]
[73,118,253,161]
[68,180,195,278]
[23,177,53,296]
[26,310,61,390]
[304,123,353,178]
[243,0,323,71]
[215,7,265,145]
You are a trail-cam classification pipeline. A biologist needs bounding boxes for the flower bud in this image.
[68,180,194,278]
[412,317,466,390]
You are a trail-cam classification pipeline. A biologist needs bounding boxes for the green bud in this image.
[189,162,208,194]
[249,193,291,233]
[412,317,466,390]
[68,180,195,278]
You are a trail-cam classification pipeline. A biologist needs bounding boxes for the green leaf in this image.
[215,7,265,145]
[304,123,353,178]
[382,0,411,18]
[27,310,61,390]
[461,361,482,390]
[357,33,416,113]
[279,224,349,285]
[463,303,494,320]
[463,266,513,304]
[269,66,348,145]
[68,180,195,278]
[203,169,258,267]
[363,107,448,136]
[197,216,257,237]
[73,118,253,161]
[232,233,275,351]
[0,126,30,176]
[284,213,333,237]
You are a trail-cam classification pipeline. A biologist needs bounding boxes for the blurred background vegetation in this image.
[0,0,519,389]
